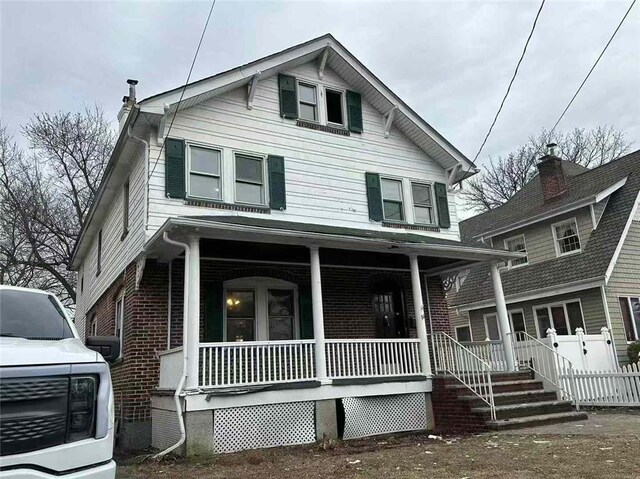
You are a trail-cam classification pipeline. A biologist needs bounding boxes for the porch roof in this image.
[145,216,523,273]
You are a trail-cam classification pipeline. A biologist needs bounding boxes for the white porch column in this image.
[309,246,328,382]
[408,254,433,376]
[186,236,201,389]
[489,261,516,372]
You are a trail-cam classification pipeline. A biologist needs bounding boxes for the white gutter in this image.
[126,126,150,233]
[154,232,190,458]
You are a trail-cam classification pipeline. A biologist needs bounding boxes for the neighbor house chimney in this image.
[117,79,139,133]
[537,143,567,201]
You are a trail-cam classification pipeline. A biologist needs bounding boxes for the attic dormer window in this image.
[504,234,528,267]
[325,89,344,125]
[298,83,317,122]
[552,218,581,256]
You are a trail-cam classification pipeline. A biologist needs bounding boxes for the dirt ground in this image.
[116,410,640,479]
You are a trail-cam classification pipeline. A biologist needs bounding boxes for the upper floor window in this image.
[381,178,404,221]
[325,89,344,125]
[122,178,130,238]
[298,83,318,122]
[552,218,581,256]
[96,229,102,277]
[235,154,265,205]
[411,182,435,225]
[504,234,528,267]
[534,300,584,337]
[188,145,222,200]
[619,297,640,342]
[115,289,125,358]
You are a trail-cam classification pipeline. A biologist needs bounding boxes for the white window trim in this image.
[618,295,640,342]
[503,234,528,268]
[483,309,527,340]
[380,175,406,222]
[508,308,527,334]
[323,86,347,128]
[410,180,437,226]
[533,298,586,338]
[551,218,582,257]
[455,324,473,342]
[232,151,268,206]
[297,80,319,123]
[483,313,500,341]
[186,142,223,202]
[222,277,299,342]
[115,290,125,358]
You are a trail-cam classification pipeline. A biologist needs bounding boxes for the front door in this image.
[372,283,407,338]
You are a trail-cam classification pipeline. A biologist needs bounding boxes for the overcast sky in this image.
[2,0,639,165]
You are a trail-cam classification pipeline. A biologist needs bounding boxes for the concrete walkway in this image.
[495,409,640,436]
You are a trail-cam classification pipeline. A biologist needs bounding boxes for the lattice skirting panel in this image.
[213,401,315,453]
[342,393,428,440]
[151,407,183,451]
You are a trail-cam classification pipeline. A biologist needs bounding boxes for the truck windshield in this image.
[0,289,74,340]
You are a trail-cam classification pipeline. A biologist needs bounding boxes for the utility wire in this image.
[550,0,636,135]
[149,0,217,179]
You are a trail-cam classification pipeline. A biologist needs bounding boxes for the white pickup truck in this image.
[0,285,118,478]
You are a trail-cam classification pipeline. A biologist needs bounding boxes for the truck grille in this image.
[0,376,69,456]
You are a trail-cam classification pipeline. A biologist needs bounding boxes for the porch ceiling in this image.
[145,216,523,273]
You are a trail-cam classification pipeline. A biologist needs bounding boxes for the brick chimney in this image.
[537,143,567,201]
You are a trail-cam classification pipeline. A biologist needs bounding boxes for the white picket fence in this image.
[560,362,640,407]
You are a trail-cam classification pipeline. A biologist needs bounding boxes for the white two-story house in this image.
[71,34,530,454]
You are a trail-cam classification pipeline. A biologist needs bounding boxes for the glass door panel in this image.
[551,306,568,335]
[226,290,255,341]
[268,289,294,340]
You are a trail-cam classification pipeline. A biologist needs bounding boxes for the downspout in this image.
[126,126,149,233]
[154,232,190,458]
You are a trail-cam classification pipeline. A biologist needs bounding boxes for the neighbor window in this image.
[504,234,528,267]
[188,145,222,200]
[484,314,500,341]
[534,300,585,337]
[455,325,472,342]
[90,314,97,337]
[235,154,265,204]
[298,83,317,121]
[96,229,102,276]
[553,219,581,256]
[510,310,527,334]
[381,178,404,221]
[619,297,640,341]
[115,291,125,358]
[226,290,256,341]
[411,182,435,224]
[325,89,344,125]
[122,178,130,238]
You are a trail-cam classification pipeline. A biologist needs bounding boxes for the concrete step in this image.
[471,400,574,420]
[458,390,558,407]
[448,379,544,394]
[486,411,588,430]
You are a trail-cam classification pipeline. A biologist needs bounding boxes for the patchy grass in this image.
[116,430,640,479]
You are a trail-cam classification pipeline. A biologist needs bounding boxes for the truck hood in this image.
[0,337,100,367]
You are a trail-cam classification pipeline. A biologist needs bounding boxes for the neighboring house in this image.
[447,149,640,366]
[70,34,523,453]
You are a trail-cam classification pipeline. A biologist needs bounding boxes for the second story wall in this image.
[146,61,460,241]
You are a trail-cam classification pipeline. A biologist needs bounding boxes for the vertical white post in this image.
[186,236,200,389]
[408,254,432,376]
[601,327,618,370]
[309,246,328,382]
[489,262,516,372]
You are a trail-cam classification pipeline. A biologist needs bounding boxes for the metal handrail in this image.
[430,332,496,420]
[508,330,579,410]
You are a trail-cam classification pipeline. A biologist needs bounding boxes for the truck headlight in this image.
[67,376,97,442]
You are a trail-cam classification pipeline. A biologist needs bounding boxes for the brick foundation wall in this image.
[431,376,487,433]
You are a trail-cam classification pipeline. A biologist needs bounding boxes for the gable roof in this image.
[451,150,640,308]
[138,33,477,180]
[461,158,628,240]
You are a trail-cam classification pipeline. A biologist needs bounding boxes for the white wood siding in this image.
[146,62,459,240]
[74,144,147,333]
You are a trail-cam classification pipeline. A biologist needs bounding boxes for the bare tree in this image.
[462,126,631,212]
[0,106,115,306]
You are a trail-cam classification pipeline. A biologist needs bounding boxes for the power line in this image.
[550,0,636,135]
[148,0,217,179]
[472,0,546,164]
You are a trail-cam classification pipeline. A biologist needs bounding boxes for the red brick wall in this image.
[431,376,487,433]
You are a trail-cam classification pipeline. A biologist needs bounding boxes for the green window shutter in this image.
[434,182,451,228]
[299,285,314,339]
[165,138,186,199]
[365,172,383,221]
[278,73,298,119]
[346,90,363,133]
[268,155,286,210]
[204,281,224,342]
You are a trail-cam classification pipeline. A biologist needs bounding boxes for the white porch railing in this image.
[325,338,422,379]
[199,340,316,388]
[461,340,509,372]
[430,332,496,419]
[158,347,183,389]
